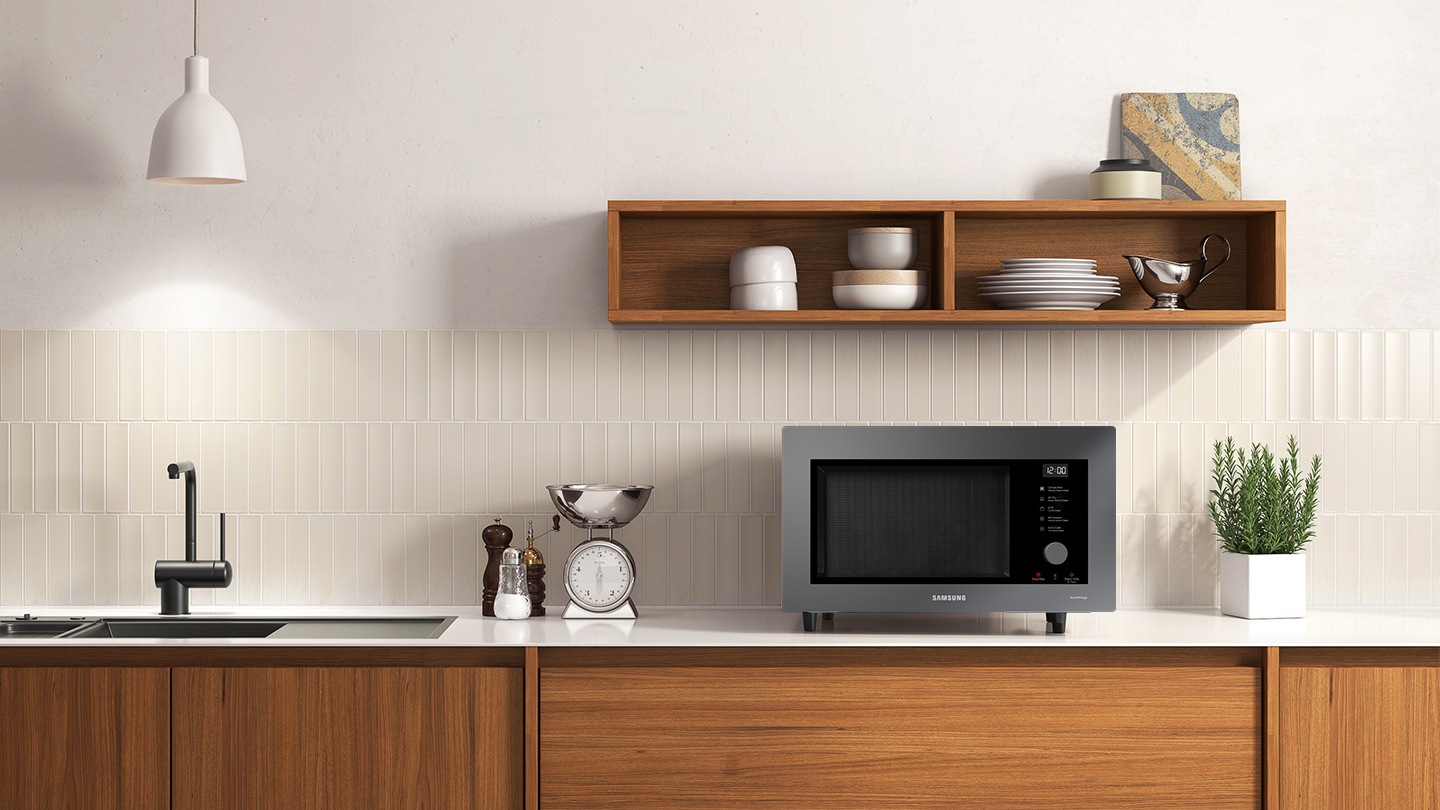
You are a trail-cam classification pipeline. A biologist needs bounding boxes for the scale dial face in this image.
[564,539,636,611]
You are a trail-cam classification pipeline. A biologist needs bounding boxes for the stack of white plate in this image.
[977,258,1122,310]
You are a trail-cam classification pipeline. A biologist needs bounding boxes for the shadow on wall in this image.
[446,212,609,327]
[1028,94,1124,200]
[0,6,123,188]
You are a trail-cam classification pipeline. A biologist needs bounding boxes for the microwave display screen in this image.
[811,459,1088,584]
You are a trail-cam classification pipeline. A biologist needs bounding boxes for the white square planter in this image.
[1219,552,1306,619]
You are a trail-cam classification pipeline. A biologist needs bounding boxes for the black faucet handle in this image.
[219,513,226,561]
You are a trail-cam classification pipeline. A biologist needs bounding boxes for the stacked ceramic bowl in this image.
[977,258,1122,310]
[730,246,797,310]
[835,227,926,309]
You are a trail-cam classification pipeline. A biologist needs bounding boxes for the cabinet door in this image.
[1281,666,1440,809]
[0,667,170,809]
[172,667,523,809]
[542,663,1262,809]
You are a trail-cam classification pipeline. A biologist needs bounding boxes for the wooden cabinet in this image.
[1279,650,1440,809]
[540,649,1264,809]
[171,665,523,809]
[0,666,170,809]
[608,199,1286,324]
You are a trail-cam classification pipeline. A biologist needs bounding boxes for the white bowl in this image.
[848,228,916,270]
[730,246,797,285]
[731,281,797,310]
[833,284,928,310]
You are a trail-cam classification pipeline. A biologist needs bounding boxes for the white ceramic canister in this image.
[730,246,797,286]
[1088,158,1162,200]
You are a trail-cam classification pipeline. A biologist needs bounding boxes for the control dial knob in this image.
[1043,542,1069,566]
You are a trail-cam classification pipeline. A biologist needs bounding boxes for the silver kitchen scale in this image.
[546,484,653,620]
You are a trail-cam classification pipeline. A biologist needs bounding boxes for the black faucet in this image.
[154,461,233,615]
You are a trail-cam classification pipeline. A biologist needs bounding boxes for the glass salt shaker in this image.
[494,548,532,620]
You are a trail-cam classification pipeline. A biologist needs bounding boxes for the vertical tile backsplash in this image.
[0,328,1436,609]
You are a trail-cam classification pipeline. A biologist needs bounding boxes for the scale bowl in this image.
[546,484,654,530]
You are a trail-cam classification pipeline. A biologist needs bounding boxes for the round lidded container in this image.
[729,245,797,286]
[1089,158,1162,200]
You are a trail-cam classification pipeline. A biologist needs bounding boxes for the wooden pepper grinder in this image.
[482,518,513,617]
[522,516,561,617]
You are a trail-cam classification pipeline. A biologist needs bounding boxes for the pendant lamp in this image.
[147,0,246,184]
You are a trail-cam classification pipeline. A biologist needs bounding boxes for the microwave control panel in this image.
[1017,460,1088,584]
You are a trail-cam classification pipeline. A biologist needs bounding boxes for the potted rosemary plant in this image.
[1207,435,1322,619]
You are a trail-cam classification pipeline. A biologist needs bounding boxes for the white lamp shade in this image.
[147,56,246,184]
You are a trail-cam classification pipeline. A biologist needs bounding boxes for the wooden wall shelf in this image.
[608,200,1286,325]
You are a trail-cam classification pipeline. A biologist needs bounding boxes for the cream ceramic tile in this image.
[415,423,440,514]
[833,331,859,422]
[342,424,366,514]
[405,514,429,604]
[701,422,726,513]
[304,331,332,422]
[1394,423,1419,514]
[639,515,667,606]
[1309,330,1335,421]
[380,515,406,605]
[452,330,478,422]
[1355,514,1384,605]
[224,423,248,514]
[380,330,406,421]
[271,423,296,513]
[652,423,679,514]
[246,424,273,514]
[180,331,210,421]
[22,331,46,421]
[354,330,381,421]
[261,331,285,421]
[489,423,514,511]
[330,515,357,605]
[0,515,19,605]
[70,518,96,604]
[367,424,391,513]
[56,423,80,514]
[0,331,22,420]
[711,510,737,599]
[1383,330,1407,420]
[1359,330,1384,421]
[492,417,515,507]
[32,423,56,514]
[1284,331,1311,421]
[1144,514,1172,607]
[739,514,764,605]
[452,514,479,606]
[463,423,486,510]
[139,423,163,512]
[93,515,117,605]
[1190,329,1218,422]
[725,423,750,514]
[354,515,381,605]
[0,429,8,514]
[667,515,694,606]
[296,424,320,513]
[404,330,428,421]
[788,332,813,421]
[1346,422,1372,513]
[22,515,45,604]
[1095,331,1122,421]
[570,330,598,422]
[1154,423,1181,514]
[198,424,226,513]
[331,331,358,423]
[616,331,643,421]
[1130,422,1156,514]
[1068,331,1096,422]
[119,331,144,421]
[643,331,669,421]
[390,422,416,513]
[319,423,344,513]
[117,515,142,604]
[1000,331,1026,421]
[284,514,310,605]
[738,331,764,421]
[1333,331,1360,420]
[1044,331,1072,423]
[202,331,231,422]
[93,331,118,422]
[1238,330,1264,421]
[1407,331,1432,420]
[46,331,72,422]
[423,331,451,422]
[1214,330,1242,420]
[977,331,1003,421]
[160,332,186,421]
[1370,424,1396,515]
[535,422,562,501]
[691,514,717,605]
[512,422,539,514]
[1409,516,1432,605]
[761,332,792,421]
[71,328,93,417]
[690,332,717,422]
[762,513,782,605]
[441,423,464,512]
[750,423,776,515]
[236,331,262,421]
[904,333,929,422]
[45,515,70,605]
[80,423,104,514]
[1117,513,1144,607]
[427,515,454,605]
[927,332,953,422]
[1333,514,1359,603]
[1144,331,1168,421]
[1380,515,1406,606]
[1262,330,1287,421]
[883,332,908,421]
[1022,331,1049,422]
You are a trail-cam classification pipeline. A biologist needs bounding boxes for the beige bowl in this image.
[847,227,917,270]
[833,284,928,310]
[832,269,928,286]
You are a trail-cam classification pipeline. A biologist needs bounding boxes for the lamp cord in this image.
[193,0,198,56]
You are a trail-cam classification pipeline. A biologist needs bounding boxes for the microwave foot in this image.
[1045,612,1067,634]
[802,612,818,631]
[822,612,835,621]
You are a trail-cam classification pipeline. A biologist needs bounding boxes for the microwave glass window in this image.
[814,463,1011,580]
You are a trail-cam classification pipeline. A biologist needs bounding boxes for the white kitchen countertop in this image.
[2,605,1439,648]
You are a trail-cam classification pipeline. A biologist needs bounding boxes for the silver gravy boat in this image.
[1124,234,1230,310]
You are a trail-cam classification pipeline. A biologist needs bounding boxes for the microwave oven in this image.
[781,425,1115,634]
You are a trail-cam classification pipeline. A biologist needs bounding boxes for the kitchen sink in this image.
[1,616,456,640]
[0,619,93,638]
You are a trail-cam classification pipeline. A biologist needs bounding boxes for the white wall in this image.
[3,1,1438,329]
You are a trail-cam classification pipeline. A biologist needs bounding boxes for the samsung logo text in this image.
[931,594,967,602]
